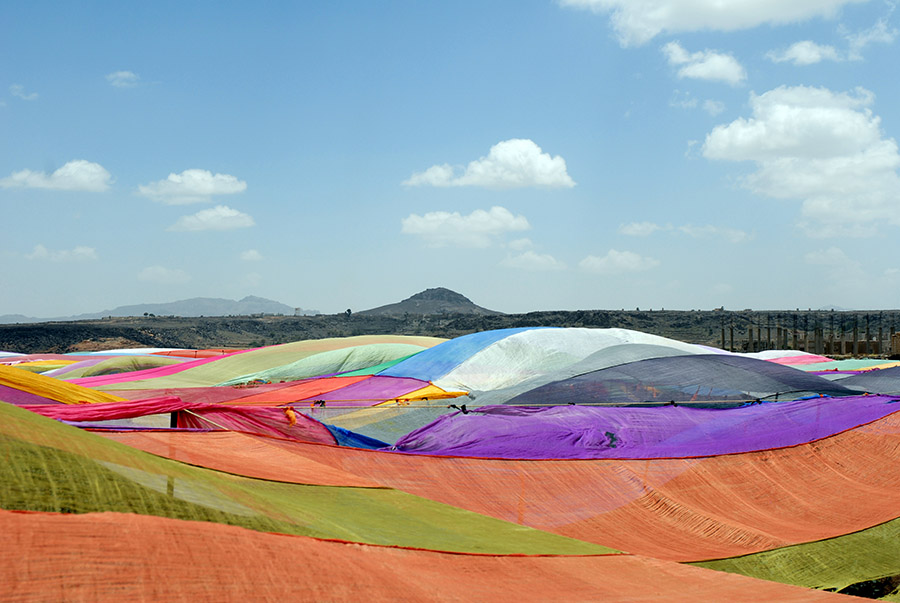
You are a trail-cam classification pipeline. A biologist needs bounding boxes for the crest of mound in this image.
[359,288,503,316]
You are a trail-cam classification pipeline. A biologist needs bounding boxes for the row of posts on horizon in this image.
[718,311,900,357]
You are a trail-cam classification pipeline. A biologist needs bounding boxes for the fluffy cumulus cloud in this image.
[662,42,746,85]
[767,41,841,65]
[703,85,900,236]
[401,206,530,247]
[168,205,255,232]
[240,249,263,261]
[501,251,567,271]
[403,139,575,189]
[106,70,140,87]
[0,160,112,192]
[25,244,98,262]
[139,169,247,204]
[138,266,191,285]
[560,0,866,46]
[579,250,660,274]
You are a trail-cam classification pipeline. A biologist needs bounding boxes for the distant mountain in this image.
[0,314,34,325]
[0,296,318,324]
[359,288,502,316]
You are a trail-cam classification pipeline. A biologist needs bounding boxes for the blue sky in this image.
[2,1,899,316]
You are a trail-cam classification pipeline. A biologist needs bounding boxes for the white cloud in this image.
[670,90,698,110]
[168,205,255,232]
[9,84,37,101]
[703,100,725,116]
[560,0,866,47]
[138,266,191,285]
[25,244,98,262]
[767,40,841,65]
[401,206,530,248]
[240,249,263,261]
[671,91,725,116]
[662,42,746,85]
[139,169,247,204]
[703,85,900,236]
[804,246,858,267]
[619,221,667,236]
[846,18,898,60]
[507,238,534,252]
[403,139,575,188]
[501,251,567,271]
[678,224,750,243]
[579,249,660,274]
[106,70,140,87]
[0,160,112,192]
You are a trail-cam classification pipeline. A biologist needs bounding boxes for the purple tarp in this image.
[293,376,430,407]
[0,384,60,405]
[388,395,900,459]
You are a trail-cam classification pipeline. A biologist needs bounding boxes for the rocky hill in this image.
[358,288,501,317]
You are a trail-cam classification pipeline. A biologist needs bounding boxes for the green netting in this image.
[335,353,420,377]
[53,355,186,379]
[0,402,611,555]
[694,517,900,592]
[216,344,428,386]
[96,335,445,391]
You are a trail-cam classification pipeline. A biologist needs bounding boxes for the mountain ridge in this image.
[0,295,317,324]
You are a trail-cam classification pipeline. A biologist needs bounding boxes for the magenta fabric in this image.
[23,396,338,444]
[25,396,192,421]
[66,354,232,387]
[388,395,900,459]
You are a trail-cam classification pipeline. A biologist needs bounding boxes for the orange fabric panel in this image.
[97,430,382,488]
[242,412,900,562]
[1,510,842,602]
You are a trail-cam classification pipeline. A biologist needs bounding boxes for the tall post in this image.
[793,314,798,350]
[721,315,726,350]
[730,316,734,353]
[866,314,871,356]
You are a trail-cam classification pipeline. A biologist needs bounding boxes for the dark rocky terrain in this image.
[2,304,899,356]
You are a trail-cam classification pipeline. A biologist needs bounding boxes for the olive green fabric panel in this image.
[695,517,900,592]
[0,402,612,556]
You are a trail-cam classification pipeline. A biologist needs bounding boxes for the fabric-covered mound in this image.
[388,396,900,459]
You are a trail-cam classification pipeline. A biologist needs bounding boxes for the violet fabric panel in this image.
[297,376,430,407]
[0,384,60,405]
[388,395,900,459]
